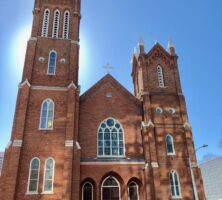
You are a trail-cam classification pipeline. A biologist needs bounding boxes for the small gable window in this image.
[157,65,165,87]
[52,9,60,38]
[39,99,54,130]
[166,135,175,155]
[169,170,182,198]
[41,9,50,37]
[27,158,40,193]
[98,118,125,157]
[62,10,70,39]
[48,51,57,75]
[43,158,55,193]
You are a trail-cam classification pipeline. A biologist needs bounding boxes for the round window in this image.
[156,107,163,114]
[168,108,175,114]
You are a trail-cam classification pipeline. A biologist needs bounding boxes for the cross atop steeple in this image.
[103,63,114,74]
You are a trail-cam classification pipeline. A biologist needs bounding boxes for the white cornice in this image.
[151,162,159,168]
[65,140,74,147]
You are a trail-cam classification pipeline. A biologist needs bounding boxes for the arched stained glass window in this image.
[157,65,165,87]
[169,170,181,198]
[42,9,50,37]
[128,181,139,200]
[166,135,175,155]
[62,10,70,39]
[43,158,55,193]
[82,182,93,200]
[98,118,125,157]
[52,9,60,38]
[39,99,54,129]
[102,176,120,200]
[27,158,40,193]
[48,50,57,75]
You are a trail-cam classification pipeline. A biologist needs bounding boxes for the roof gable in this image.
[80,74,140,105]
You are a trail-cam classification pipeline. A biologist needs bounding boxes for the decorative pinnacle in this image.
[133,47,137,54]
[139,35,144,46]
[168,38,175,48]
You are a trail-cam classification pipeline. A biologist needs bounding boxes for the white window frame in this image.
[101,176,121,200]
[97,117,125,158]
[26,157,40,194]
[62,10,70,39]
[128,181,140,200]
[41,9,50,37]
[47,50,57,75]
[157,65,165,88]
[82,182,93,200]
[39,99,55,130]
[169,170,182,198]
[52,9,60,38]
[166,134,176,155]
[42,157,55,194]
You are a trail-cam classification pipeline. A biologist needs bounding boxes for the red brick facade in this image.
[0,0,206,199]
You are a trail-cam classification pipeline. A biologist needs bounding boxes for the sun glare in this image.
[13,25,32,71]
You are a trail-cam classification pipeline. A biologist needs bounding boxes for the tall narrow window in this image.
[82,182,93,200]
[27,158,40,193]
[157,65,165,87]
[62,11,70,39]
[169,170,181,198]
[102,176,120,200]
[48,50,57,75]
[42,9,50,37]
[43,158,55,193]
[98,118,125,157]
[52,10,60,38]
[39,99,54,130]
[128,181,139,200]
[166,135,175,155]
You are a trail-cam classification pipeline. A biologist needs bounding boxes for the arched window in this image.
[98,118,125,157]
[82,182,93,200]
[102,176,120,200]
[43,158,55,193]
[42,9,50,37]
[39,99,54,129]
[128,181,139,200]
[27,158,40,193]
[157,65,165,87]
[48,50,57,75]
[52,9,60,38]
[166,135,175,155]
[169,170,181,198]
[62,10,70,39]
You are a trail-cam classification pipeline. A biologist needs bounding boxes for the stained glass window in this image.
[169,171,181,197]
[39,99,54,129]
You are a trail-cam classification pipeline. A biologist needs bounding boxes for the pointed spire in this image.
[138,35,145,54]
[168,38,176,55]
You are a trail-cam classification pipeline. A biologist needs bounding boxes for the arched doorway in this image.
[101,176,120,200]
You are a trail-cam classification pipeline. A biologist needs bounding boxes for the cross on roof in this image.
[103,63,114,74]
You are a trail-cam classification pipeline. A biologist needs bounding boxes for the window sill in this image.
[158,86,167,88]
[171,196,182,199]
[167,153,176,156]
[41,191,54,195]
[26,192,39,195]
[38,128,53,131]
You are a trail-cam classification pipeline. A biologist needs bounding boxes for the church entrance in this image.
[102,176,120,200]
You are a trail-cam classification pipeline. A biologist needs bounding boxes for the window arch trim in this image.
[97,117,125,158]
[27,157,40,194]
[165,134,176,155]
[41,9,50,37]
[62,10,70,39]
[101,176,121,200]
[43,157,55,194]
[82,181,94,200]
[128,181,140,200]
[169,170,182,198]
[47,50,57,75]
[39,98,55,130]
[52,9,60,38]
[157,65,165,88]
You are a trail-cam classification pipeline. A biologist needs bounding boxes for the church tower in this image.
[0,0,81,199]
[132,40,206,199]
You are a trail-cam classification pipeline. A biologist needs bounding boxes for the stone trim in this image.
[12,140,23,147]
[31,86,68,91]
[68,81,77,89]
[71,40,79,45]
[141,119,155,129]
[65,140,74,147]
[151,162,159,168]
[183,121,192,130]
[19,79,31,88]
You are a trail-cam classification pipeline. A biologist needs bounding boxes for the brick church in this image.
[0,0,206,199]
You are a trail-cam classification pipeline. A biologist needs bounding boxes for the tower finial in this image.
[168,38,176,55]
[138,35,145,54]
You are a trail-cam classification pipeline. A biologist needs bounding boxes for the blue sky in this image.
[0,0,222,161]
